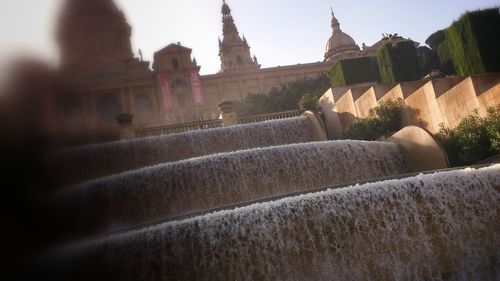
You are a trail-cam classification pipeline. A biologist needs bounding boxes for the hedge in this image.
[329,57,381,87]
[377,40,421,83]
[445,8,500,75]
[437,41,456,75]
[416,46,440,76]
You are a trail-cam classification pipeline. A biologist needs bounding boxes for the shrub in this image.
[346,99,405,140]
[377,41,421,83]
[435,105,500,166]
[329,57,381,87]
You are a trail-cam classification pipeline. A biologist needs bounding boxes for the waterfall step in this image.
[52,140,406,238]
[49,117,319,187]
[44,165,500,281]
[70,163,497,242]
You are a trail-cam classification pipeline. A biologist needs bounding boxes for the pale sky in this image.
[0,0,498,76]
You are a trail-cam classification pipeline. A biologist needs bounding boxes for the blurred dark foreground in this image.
[0,58,64,281]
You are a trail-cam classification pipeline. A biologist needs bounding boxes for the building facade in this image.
[54,0,378,135]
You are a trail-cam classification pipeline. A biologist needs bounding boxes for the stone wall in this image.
[200,61,332,116]
[55,61,332,137]
[319,73,500,139]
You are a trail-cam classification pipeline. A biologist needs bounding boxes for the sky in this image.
[0,0,498,76]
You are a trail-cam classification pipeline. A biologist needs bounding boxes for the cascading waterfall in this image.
[56,140,405,235]
[50,116,317,185]
[49,165,500,281]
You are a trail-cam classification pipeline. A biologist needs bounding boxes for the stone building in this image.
[53,0,372,135]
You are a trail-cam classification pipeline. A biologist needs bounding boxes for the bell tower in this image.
[218,0,260,73]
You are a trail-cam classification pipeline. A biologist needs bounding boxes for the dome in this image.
[325,31,359,54]
[58,0,130,39]
[59,0,126,23]
[57,0,133,68]
[324,11,360,62]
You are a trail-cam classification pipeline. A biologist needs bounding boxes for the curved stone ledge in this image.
[386,125,449,172]
[302,110,328,141]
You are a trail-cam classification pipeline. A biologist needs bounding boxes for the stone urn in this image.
[218,100,234,114]
[217,100,238,127]
[116,113,135,139]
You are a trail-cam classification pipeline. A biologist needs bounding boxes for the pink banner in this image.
[190,69,204,105]
[158,73,173,108]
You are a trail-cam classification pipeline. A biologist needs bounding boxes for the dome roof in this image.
[325,31,359,54]
[57,0,133,69]
[324,11,360,61]
[59,0,126,23]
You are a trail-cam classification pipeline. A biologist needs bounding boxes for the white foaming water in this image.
[51,117,317,185]
[59,140,405,233]
[55,165,500,281]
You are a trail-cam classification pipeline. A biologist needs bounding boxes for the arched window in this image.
[172,79,185,91]
[236,55,243,65]
[134,94,153,123]
[172,58,180,70]
[97,93,121,124]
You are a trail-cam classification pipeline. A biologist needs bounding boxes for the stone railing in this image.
[136,119,222,138]
[137,109,304,138]
[238,110,303,124]
[57,109,305,145]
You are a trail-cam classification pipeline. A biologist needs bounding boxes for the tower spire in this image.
[218,0,259,72]
[221,0,238,36]
[330,7,340,31]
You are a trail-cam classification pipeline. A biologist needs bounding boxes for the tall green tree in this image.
[416,46,441,77]
[425,29,445,50]
[234,74,330,116]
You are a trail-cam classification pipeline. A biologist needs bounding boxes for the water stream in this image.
[51,165,500,281]
[50,116,317,185]
[57,140,406,234]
